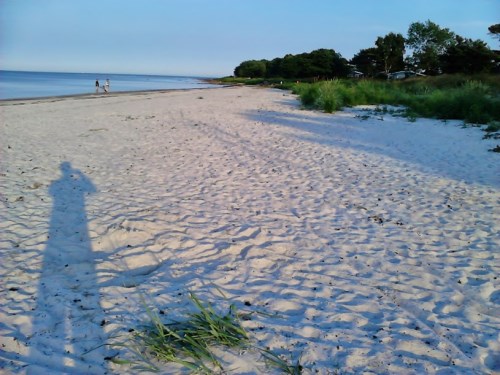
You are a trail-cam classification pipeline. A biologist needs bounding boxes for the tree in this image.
[307,49,335,77]
[330,51,351,78]
[375,33,406,74]
[234,49,350,79]
[234,60,267,77]
[279,54,302,78]
[350,47,379,76]
[304,49,350,78]
[488,24,500,41]
[441,36,497,74]
[406,20,456,74]
[266,58,283,77]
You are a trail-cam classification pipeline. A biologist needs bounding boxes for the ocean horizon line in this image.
[0,69,216,79]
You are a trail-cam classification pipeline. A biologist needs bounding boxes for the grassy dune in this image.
[293,75,500,126]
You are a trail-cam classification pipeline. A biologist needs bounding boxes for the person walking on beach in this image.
[104,79,110,93]
[95,79,100,93]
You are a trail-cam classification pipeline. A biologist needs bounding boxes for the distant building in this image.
[348,70,364,78]
[387,71,425,80]
[347,64,364,78]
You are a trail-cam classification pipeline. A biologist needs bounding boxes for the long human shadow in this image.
[245,108,500,188]
[29,162,108,374]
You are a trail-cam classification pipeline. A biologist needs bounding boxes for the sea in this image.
[0,70,219,100]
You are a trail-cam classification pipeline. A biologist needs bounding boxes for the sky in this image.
[0,0,498,77]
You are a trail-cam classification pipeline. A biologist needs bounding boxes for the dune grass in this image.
[115,293,303,374]
[293,75,500,126]
[259,348,303,375]
[214,76,299,90]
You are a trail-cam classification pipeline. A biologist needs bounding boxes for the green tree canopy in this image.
[234,60,267,78]
[233,20,496,80]
[280,54,302,78]
[350,47,379,76]
[375,32,406,74]
[266,58,284,77]
[234,49,349,79]
[488,24,500,41]
[406,20,456,74]
[441,36,497,74]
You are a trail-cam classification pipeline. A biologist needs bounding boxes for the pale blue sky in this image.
[0,0,498,77]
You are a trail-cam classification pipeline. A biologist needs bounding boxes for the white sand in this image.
[1,87,499,374]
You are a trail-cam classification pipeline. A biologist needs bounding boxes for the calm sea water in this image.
[0,71,218,100]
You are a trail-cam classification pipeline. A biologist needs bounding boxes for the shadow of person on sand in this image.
[29,162,109,374]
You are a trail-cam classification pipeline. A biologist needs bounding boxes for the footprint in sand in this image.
[484,351,500,372]
[488,289,500,305]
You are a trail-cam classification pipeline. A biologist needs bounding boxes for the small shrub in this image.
[405,110,418,122]
[485,121,500,133]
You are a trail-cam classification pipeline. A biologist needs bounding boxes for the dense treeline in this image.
[234,49,350,79]
[234,20,499,79]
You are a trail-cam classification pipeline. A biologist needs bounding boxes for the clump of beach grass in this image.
[114,292,302,374]
[259,347,303,374]
[294,75,500,126]
[124,292,247,373]
[484,121,500,134]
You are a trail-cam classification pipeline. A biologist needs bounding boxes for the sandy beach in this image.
[1,86,499,374]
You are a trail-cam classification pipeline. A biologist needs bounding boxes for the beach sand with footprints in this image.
[1,86,499,374]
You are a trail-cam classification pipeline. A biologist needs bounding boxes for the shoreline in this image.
[0,85,228,104]
[1,86,498,374]
[0,70,222,103]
